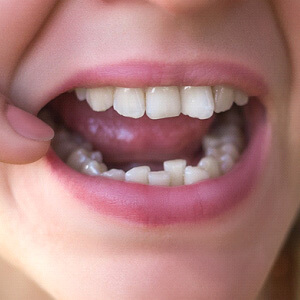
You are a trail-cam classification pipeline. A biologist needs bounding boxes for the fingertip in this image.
[6,105,54,142]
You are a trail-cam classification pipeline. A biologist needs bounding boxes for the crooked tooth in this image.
[181,86,214,119]
[67,148,91,171]
[184,166,210,185]
[125,166,150,184]
[86,87,114,112]
[81,161,108,176]
[75,88,87,101]
[163,159,186,186]
[198,156,221,178]
[213,85,235,113]
[113,88,145,118]
[148,171,171,186]
[234,90,249,106]
[146,86,181,119]
[102,169,125,181]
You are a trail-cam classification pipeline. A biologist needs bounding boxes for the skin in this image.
[0,0,299,299]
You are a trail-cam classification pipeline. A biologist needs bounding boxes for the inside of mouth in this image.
[40,85,249,187]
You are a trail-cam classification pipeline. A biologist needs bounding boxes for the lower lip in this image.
[46,100,269,226]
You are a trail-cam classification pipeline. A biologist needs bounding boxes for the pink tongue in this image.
[52,94,214,164]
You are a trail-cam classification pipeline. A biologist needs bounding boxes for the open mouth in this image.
[42,63,269,225]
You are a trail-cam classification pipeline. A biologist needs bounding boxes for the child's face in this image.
[0,1,299,299]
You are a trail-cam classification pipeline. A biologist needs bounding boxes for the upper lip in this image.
[14,60,268,115]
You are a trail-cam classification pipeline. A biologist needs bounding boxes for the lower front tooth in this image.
[102,169,125,181]
[146,86,181,119]
[113,88,145,118]
[125,166,150,184]
[163,159,186,186]
[184,166,210,185]
[81,161,108,176]
[213,85,234,113]
[148,171,171,186]
[198,156,221,178]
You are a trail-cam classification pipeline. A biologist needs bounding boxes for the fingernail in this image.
[6,105,54,141]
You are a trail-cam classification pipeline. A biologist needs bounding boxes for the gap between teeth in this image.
[51,108,245,186]
[74,85,249,120]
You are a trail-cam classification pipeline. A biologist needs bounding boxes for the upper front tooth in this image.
[86,87,114,112]
[234,90,249,106]
[113,88,145,118]
[213,85,235,113]
[75,88,87,101]
[181,86,214,119]
[146,86,181,119]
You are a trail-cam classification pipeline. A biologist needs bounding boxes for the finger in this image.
[0,95,54,164]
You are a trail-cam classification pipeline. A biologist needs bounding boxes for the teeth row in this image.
[73,85,249,120]
[52,108,244,186]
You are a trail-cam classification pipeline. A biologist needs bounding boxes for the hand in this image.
[0,0,58,164]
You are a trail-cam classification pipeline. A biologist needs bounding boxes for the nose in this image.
[147,0,236,14]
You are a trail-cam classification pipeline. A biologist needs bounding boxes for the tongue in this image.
[52,93,214,164]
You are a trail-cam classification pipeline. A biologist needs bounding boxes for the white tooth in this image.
[102,169,125,181]
[89,151,103,163]
[221,135,244,150]
[181,86,214,119]
[86,87,114,112]
[213,85,235,113]
[163,159,186,186]
[67,148,91,171]
[184,166,210,185]
[234,90,249,106]
[148,171,171,186]
[75,88,87,101]
[146,86,181,119]
[113,88,145,118]
[202,135,222,150]
[198,156,221,178]
[81,161,107,176]
[218,154,235,174]
[125,166,150,184]
[220,143,240,161]
[205,147,221,159]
